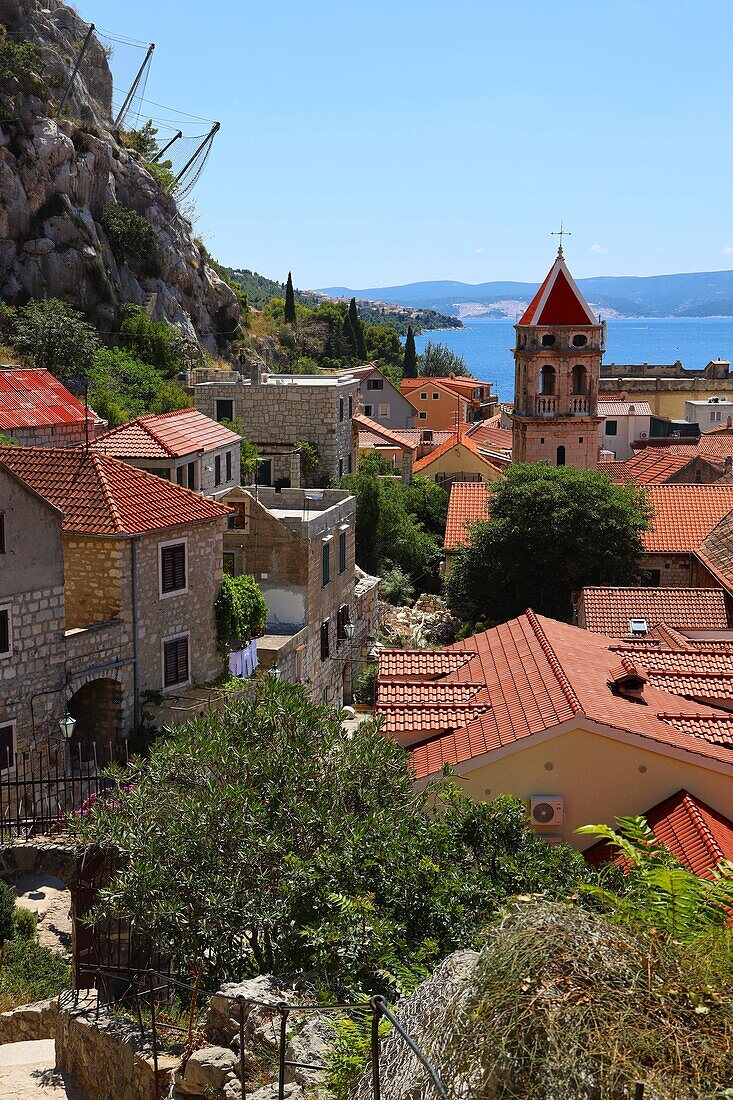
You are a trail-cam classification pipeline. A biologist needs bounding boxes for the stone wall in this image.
[192,377,360,483]
[512,417,602,469]
[642,552,693,587]
[0,998,58,1043]
[134,519,226,696]
[63,535,125,630]
[4,420,105,449]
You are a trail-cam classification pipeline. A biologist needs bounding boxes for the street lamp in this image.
[58,711,77,741]
[268,665,282,682]
[344,622,356,641]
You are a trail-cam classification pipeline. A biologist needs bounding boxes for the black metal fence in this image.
[80,967,448,1100]
[0,741,122,843]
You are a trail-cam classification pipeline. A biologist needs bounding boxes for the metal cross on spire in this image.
[551,223,571,258]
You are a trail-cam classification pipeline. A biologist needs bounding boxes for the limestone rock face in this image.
[174,1046,240,1097]
[0,0,239,351]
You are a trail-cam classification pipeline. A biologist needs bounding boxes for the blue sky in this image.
[83,0,733,289]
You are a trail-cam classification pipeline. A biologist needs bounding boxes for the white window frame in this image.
[0,604,12,660]
[158,537,188,600]
[161,631,191,690]
[0,719,15,772]
[432,392,440,400]
[418,411,427,420]
[420,392,428,400]
[378,403,390,418]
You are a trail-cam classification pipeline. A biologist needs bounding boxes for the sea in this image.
[413,318,733,402]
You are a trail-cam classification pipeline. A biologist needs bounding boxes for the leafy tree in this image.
[88,347,190,427]
[296,439,321,486]
[578,816,733,941]
[214,574,268,650]
[446,464,650,624]
[72,680,590,994]
[403,324,418,378]
[284,272,297,325]
[364,324,402,373]
[122,119,160,160]
[418,340,474,378]
[400,475,449,541]
[100,203,158,266]
[119,306,196,376]
[12,299,100,381]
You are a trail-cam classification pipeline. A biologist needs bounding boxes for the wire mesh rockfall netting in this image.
[351,901,733,1100]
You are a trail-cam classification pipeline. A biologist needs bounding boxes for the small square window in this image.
[605,420,618,437]
[160,543,186,595]
[364,404,373,417]
[0,724,13,770]
[540,437,545,444]
[216,399,234,423]
[420,392,428,400]
[432,392,439,400]
[579,436,584,443]
[163,636,189,687]
[0,608,10,656]
[418,411,427,420]
[378,403,390,418]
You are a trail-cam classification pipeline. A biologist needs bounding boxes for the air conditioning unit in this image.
[530,796,565,826]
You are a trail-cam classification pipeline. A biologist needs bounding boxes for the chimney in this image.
[727,416,732,429]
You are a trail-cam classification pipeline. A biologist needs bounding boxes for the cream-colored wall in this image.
[420,444,503,483]
[452,726,733,849]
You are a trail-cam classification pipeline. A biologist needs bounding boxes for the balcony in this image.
[570,395,589,415]
[534,395,557,416]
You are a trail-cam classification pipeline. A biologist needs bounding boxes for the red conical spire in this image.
[518,255,597,327]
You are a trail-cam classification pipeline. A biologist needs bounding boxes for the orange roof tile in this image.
[580,586,730,636]
[444,481,490,550]
[0,368,100,429]
[518,256,597,327]
[0,447,230,536]
[584,790,733,878]
[353,414,416,452]
[465,420,513,453]
[90,408,240,460]
[376,612,733,780]
[597,399,654,417]
[643,485,733,552]
[603,451,694,485]
[697,510,733,594]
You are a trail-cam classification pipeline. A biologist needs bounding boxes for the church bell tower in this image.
[511,246,605,469]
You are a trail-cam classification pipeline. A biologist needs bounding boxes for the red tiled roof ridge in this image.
[93,411,177,456]
[353,413,416,451]
[524,609,583,714]
[683,790,727,866]
[92,453,125,534]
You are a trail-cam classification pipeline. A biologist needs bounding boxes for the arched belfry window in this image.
[571,364,587,394]
[556,445,566,466]
[540,365,556,395]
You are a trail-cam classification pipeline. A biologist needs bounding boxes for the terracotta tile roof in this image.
[465,420,513,453]
[0,368,100,429]
[518,256,597,327]
[353,414,416,452]
[389,429,454,447]
[697,510,733,593]
[444,481,490,550]
[597,399,654,417]
[584,790,733,878]
[643,485,733,552]
[633,427,733,462]
[401,377,489,401]
[376,611,733,780]
[0,447,231,536]
[377,681,493,738]
[579,586,730,635]
[377,649,476,680]
[413,431,508,476]
[90,408,240,459]
[603,450,694,485]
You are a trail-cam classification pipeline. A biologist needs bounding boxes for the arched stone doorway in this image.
[66,677,122,764]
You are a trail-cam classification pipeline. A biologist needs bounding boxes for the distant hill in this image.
[321,269,733,319]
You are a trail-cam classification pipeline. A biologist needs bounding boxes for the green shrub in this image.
[12,907,37,941]
[0,881,14,946]
[100,203,158,266]
[0,26,45,98]
[353,663,377,706]
[12,298,100,381]
[119,305,197,376]
[214,574,268,650]
[379,565,415,606]
[0,938,70,1007]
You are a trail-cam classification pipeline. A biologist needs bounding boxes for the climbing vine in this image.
[214,574,268,651]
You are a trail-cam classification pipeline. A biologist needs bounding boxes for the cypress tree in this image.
[403,324,418,377]
[348,297,367,361]
[342,310,358,359]
[284,272,297,325]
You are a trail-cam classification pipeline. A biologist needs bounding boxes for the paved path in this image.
[0,1040,82,1099]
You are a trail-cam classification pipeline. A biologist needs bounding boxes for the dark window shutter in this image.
[215,455,221,486]
[0,725,12,769]
[161,545,186,593]
[164,637,189,686]
[339,532,346,573]
[226,451,232,481]
[0,610,9,653]
[320,620,330,660]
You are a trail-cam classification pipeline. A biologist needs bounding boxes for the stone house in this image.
[189,369,360,486]
[89,408,241,497]
[0,367,105,447]
[640,484,733,587]
[221,485,379,705]
[0,448,230,760]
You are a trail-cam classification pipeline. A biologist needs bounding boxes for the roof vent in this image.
[628,617,648,636]
[609,659,648,702]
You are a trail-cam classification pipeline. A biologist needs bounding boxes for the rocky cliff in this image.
[0,0,238,350]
